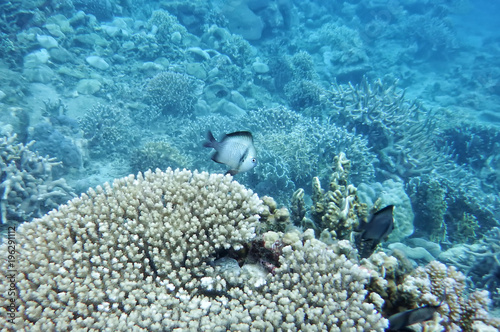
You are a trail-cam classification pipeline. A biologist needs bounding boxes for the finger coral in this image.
[0,169,262,330]
[396,261,500,331]
[0,169,389,331]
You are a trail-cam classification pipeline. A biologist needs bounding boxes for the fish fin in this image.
[226,170,238,176]
[375,205,395,217]
[203,130,217,148]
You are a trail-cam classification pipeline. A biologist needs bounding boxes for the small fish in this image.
[203,130,257,176]
[387,294,445,331]
[355,205,394,258]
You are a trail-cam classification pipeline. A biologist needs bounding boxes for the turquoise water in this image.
[1,0,499,329]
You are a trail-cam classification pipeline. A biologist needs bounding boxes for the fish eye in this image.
[252,158,256,163]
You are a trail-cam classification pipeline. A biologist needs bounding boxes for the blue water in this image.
[1,0,500,329]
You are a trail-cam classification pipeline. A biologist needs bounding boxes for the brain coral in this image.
[0,168,389,331]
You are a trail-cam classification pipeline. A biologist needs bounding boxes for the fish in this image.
[203,130,257,176]
[355,205,394,258]
[387,294,445,331]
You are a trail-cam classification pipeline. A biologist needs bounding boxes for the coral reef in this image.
[0,169,262,330]
[151,107,376,203]
[130,140,193,174]
[73,0,115,21]
[258,195,291,233]
[309,153,369,241]
[440,123,500,194]
[269,50,320,109]
[357,179,415,242]
[395,261,500,331]
[407,171,499,243]
[284,79,322,111]
[147,9,188,46]
[442,227,500,307]
[0,133,75,226]
[407,176,448,243]
[245,107,377,193]
[31,121,82,170]
[251,234,388,331]
[314,24,370,82]
[79,104,137,158]
[145,71,203,116]
[0,169,389,330]
[326,77,439,179]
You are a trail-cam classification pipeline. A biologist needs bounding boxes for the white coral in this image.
[0,169,390,331]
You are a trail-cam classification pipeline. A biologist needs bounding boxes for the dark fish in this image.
[355,205,394,258]
[387,294,445,331]
[203,130,257,175]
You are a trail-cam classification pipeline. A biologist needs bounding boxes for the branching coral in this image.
[130,140,193,174]
[309,153,369,240]
[407,175,448,243]
[147,9,188,45]
[395,261,500,331]
[447,227,500,307]
[245,107,377,192]
[268,51,320,109]
[326,77,440,179]
[0,169,390,331]
[407,171,500,242]
[79,103,137,157]
[145,71,203,116]
[284,79,322,111]
[0,133,75,226]
[0,169,262,330]
[153,107,377,203]
[440,123,500,194]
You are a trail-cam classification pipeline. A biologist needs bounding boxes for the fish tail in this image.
[203,130,216,148]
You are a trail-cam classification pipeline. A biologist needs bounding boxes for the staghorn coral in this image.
[0,169,390,331]
[440,122,500,194]
[326,77,440,179]
[0,133,75,226]
[145,71,203,116]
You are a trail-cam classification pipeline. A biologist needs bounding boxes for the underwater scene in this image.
[0,0,500,330]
